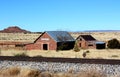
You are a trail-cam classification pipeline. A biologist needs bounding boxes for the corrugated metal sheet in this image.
[46,31,75,42]
[96,41,105,44]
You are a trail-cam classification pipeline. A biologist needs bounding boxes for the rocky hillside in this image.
[0,26,31,33]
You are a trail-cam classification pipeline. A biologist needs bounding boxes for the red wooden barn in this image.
[25,31,75,50]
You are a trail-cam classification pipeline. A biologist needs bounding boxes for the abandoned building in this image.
[25,31,75,50]
[76,35,106,49]
[76,35,96,49]
[0,31,106,50]
[0,42,26,48]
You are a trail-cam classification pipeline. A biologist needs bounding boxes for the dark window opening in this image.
[43,44,48,50]
[88,44,93,46]
[79,38,82,41]
[96,43,106,49]
[79,43,81,47]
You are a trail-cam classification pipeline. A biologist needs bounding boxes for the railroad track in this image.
[0,56,120,65]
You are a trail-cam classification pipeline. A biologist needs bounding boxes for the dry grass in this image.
[0,67,20,77]
[0,67,40,77]
[0,33,40,42]
[70,32,120,42]
[0,32,119,43]
[0,67,107,77]
[0,32,120,43]
[20,68,40,77]
[1,48,120,59]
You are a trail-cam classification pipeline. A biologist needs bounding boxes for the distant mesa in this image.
[0,26,31,33]
[83,30,120,32]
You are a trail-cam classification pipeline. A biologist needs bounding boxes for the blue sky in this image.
[0,0,120,32]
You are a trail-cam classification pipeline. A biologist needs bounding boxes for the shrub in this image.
[86,50,90,53]
[111,55,119,57]
[7,67,20,76]
[14,52,28,57]
[24,70,40,77]
[82,52,86,58]
[57,44,68,50]
[73,41,80,52]
[40,72,52,77]
[107,38,120,49]
[0,67,20,76]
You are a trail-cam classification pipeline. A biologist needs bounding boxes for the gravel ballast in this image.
[0,60,120,77]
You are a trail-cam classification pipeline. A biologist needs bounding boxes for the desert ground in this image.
[70,32,120,42]
[0,33,40,42]
[0,32,120,59]
[1,48,120,59]
[0,32,120,77]
[1,32,120,42]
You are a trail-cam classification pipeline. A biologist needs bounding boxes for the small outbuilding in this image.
[25,31,75,50]
[76,35,97,49]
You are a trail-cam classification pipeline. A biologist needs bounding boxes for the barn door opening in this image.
[43,44,48,50]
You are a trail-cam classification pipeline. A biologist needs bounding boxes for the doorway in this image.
[43,44,48,50]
